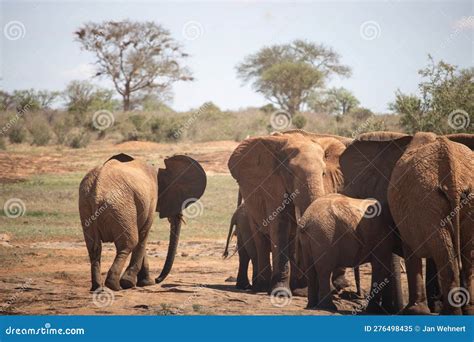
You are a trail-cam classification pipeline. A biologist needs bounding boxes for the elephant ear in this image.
[313,137,346,193]
[157,155,207,218]
[105,153,134,164]
[357,131,409,141]
[446,133,474,150]
[340,136,412,202]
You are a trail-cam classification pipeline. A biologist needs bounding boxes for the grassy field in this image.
[0,173,238,243]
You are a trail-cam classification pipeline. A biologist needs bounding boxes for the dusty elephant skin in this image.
[388,133,473,315]
[223,202,258,290]
[227,132,352,295]
[78,153,207,291]
[298,194,398,314]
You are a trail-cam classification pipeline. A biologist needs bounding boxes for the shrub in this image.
[129,114,149,132]
[120,122,139,141]
[29,121,51,146]
[8,124,27,144]
[52,116,73,144]
[67,128,90,148]
[0,137,5,150]
[293,115,307,129]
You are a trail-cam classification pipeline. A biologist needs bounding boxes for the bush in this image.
[8,124,27,143]
[29,121,51,146]
[67,128,90,148]
[52,116,73,144]
[293,115,307,129]
[120,122,140,141]
[0,137,5,150]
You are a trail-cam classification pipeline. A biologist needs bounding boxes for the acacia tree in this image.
[75,20,192,111]
[236,40,351,116]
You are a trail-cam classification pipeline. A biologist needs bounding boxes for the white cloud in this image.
[61,63,96,80]
[453,16,474,31]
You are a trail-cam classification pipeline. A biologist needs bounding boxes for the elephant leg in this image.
[432,251,462,315]
[290,230,307,292]
[121,239,148,289]
[84,229,102,291]
[105,246,134,291]
[269,221,291,294]
[366,254,392,314]
[137,254,154,287]
[236,239,251,290]
[461,214,473,315]
[317,267,337,311]
[331,267,350,291]
[425,258,442,313]
[402,244,430,315]
[300,236,318,308]
[252,231,271,293]
[391,254,404,312]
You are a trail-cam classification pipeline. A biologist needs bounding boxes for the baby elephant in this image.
[298,193,397,313]
[223,203,257,290]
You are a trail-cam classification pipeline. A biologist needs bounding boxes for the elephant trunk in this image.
[155,214,183,284]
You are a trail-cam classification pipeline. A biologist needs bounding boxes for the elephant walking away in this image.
[79,153,207,291]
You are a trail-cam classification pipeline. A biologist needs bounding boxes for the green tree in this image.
[12,89,60,111]
[75,20,192,111]
[308,87,359,115]
[390,56,473,134]
[236,40,351,116]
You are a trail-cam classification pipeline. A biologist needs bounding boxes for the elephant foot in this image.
[236,281,251,290]
[252,279,270,293]
[137,277,155,287]
[402,302,431,315]
[90,283,101,292]
[105,278,122,291]
[366,301,391,315]
[440,306,463,315]
[120,276,137,289]
[332,274,350,291]
[292,287,308,297]
[428,299,443,314]
[462,304,473,316]
[317,298,338,312]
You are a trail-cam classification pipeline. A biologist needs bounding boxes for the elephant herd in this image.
[79,130,473,315]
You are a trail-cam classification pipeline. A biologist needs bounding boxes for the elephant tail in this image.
[438,137,462,270]
[223,210,238,259]
[354,266,361,296]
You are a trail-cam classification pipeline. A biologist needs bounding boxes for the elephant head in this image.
[228,132,347,291]
[155,155,207,283]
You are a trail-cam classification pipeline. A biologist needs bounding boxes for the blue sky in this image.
[1,0,472,112]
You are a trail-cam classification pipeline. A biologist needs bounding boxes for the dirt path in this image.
[0,240,380,315]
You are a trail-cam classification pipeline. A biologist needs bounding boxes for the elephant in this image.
[298,193,398,313]
[388,133,473,315]
[223,202,258,290]
[228,131,352,295]
[79,153,207,291]
[340,131,473,315]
